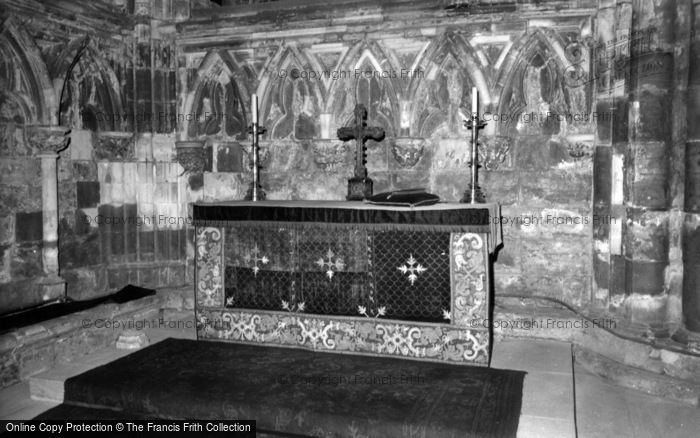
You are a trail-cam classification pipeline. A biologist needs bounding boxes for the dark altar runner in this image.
[193,201,501,366]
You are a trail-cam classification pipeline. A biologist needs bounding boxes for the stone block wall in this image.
[0,0,195,314]
[0,0,600,316]
[175,0,700,348]
[0,128,46,312]
[177,0,598,313]
[58,131,191,302]
[1,0,699,356]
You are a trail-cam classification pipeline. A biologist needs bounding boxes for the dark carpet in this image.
[36,338,525,437]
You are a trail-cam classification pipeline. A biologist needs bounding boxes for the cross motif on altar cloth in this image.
[243,244,269,276]
[398,254,427,286]
[316,248,345,279]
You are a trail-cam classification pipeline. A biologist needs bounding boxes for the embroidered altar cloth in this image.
[194,201,501,366]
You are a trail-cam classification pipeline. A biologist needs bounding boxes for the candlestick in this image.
[252,94,259,200]
[460,88,487,204]
[470,110,478,204]
[244,94,266,201]
[252,125,258,201]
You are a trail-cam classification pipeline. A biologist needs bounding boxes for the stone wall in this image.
[59,133,191,302]
[175,0,700,349]
[0,133,45,311]
[53,1,195,303]
[1,0,699,355]
[0,0,196,313]
[178,1,598,311]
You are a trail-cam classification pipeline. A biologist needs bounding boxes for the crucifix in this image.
[337,104,385,200]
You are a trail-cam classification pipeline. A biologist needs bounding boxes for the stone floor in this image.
[492,339,575,437]
[0,317,698,437]
[574,362,700,438]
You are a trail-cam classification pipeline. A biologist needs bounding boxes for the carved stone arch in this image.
[0,90,34,125]
[223,50,257,108]
[261,45,323,140]
[370,39,409,93]
[329,41,401,137]
[58,42,125,132]
[51,35,89,123]
[0,17,57,125]
[410,32,488,138]
[495,29,578,137]
[48,36,89,80]
[0,50,34,125]
[184,50,249,140]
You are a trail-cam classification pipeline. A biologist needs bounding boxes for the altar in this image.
[193,200,501,366]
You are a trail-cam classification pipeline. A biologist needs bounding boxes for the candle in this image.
[400,100,410,129]
[320,113,331,139]
[471,87,478,116]
[252,94,258,124]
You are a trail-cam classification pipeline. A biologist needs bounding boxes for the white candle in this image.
[471,87,478,116]
[320,113,331,139]
[252,94,258,124]
[400,100,410,129]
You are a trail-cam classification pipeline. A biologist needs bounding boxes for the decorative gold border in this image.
[195,227,224,308]
[197,309,490,365]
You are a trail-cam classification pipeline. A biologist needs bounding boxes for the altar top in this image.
[193,200,502,252]
[194,200,499,211]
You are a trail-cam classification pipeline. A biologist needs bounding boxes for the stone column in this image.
[26,125,70,296]
[622,0,677,334]
[683,0,700,334]
[40,156,60,275]
[591,0,622,309]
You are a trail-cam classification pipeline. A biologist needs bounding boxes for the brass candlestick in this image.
[460,114,487,203]
[245,94,266,201]
[244,122,266,201]
[461,88,487,204]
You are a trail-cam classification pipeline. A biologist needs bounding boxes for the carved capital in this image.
[96,131,134,160]
[25,125,70,156]
[176,140,206,173]
[392,137,426,168]
[312,139,348,172]
[564,134,595,160]
[479,136,513,170]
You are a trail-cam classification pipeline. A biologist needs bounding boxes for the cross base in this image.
[347,176,373,201]
[460,184,486,203]
[244,182,267,201]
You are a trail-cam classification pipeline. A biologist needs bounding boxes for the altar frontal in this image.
[194,201,501,366]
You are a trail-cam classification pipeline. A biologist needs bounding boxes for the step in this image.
[29,317,197,403]
[573,345,700,407]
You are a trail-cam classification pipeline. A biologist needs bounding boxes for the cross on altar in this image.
[337,104,385,200]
